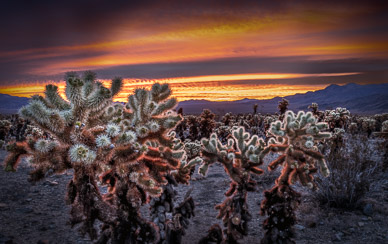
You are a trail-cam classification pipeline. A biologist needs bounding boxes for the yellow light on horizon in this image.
[0,72,359,102]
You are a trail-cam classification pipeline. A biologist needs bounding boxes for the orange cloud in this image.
[3,7,386,78]
[0,72,357,102]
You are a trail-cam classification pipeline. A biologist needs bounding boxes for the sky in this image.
[0,0,387,101]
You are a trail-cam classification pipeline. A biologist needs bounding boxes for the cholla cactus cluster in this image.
[199,109,216,139]
[382,120,388,132]
[199,126,267,242]
[361,118,376,136]
[0,120,11,148]
[3,72,202,243]
[3,73,334,243]
[324,107,350,130]
[278,98,289,117]
[260,111,331,243]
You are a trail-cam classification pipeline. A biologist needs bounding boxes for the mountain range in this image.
[0,83,387,115]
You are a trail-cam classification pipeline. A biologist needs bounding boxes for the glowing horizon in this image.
[0,72,358,102]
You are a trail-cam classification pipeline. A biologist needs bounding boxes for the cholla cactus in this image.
[382,120,388,133]
[199,109,216,138]
[361,118,376,136]
[324,107,350,130]
[373,120,388,138]
[348,122,358,134]
[183,140,202,160]
[3,72,199,243]
[145,132,201,243]
[199,126,267,242]
[187,115,200,140]
[308,102,324,119]
[278,98,289,117]
[253,103,258,114]
[308,103,319,114]
[260,111,331,243]
[0,120,11,140]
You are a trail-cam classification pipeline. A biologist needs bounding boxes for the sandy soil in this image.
[0,150,387,244]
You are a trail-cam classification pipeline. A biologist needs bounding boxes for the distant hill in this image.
[1,83,388,115]
[0,94,29,114]
[176,83,388,115]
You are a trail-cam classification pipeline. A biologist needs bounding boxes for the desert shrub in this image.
[314,134,383,209]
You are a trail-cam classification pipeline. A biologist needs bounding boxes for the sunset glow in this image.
[0,71,357,102]
[0,1,387,101]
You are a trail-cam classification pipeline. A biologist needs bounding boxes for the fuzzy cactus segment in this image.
[69,144,92,163]
[106,123,120,137]
[96,134,112,148]
[35,139,56,153]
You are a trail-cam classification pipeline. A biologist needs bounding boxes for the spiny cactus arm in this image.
[110,77,123,97]
[129,171,163,197]
[173,156,203,184]
[151,98,177,116]
[151,83,172,103]
[86,85,112,113]
[30,94,54,109]
[267,154,286,170]
[200,136,241,183]
[81,71,97,98]
[45,84,71,110]
[4,141,29,171]
[65,73,84,106]
[19,100,66,136]
[230,127,267,172]
[112,143,143,164]
[28,143,71,181]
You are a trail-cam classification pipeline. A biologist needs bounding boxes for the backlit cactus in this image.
[324,107,350,130]
[199,126,267,242]
[3,72,202,243]
[260,110,331,243]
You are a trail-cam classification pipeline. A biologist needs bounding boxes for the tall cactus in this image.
[3,73,199,243]
[199,126,267,243]
[260,111,331,244]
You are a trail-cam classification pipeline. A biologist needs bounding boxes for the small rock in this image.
[47,180,58,186]
[294,224,305,231]
[39,226,48,231]
[37,240,49,244]
[18,208,33,214]
[307,221,317,228]
[0,203,8,208]
[335,232,343,241]
[358,222,364,227]
[342,230,351,235]
[363,203,373,216]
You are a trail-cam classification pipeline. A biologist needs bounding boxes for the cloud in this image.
[0,0,387,90]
